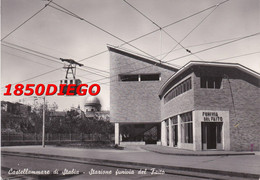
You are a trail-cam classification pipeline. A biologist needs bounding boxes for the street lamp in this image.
[34,96,46,148]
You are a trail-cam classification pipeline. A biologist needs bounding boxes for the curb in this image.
[2,151,260,179]
[140,147,256,156]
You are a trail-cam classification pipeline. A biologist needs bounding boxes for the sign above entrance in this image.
[202,112,223,122]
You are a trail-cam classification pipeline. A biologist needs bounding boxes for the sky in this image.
[1,0,260,111]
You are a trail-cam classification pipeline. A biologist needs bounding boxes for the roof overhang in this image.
[159,61,260,97]
[107,44,180,72]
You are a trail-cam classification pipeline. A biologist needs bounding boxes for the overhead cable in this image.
[87,32,260,84]
[78,0,230,63]
[1,0,52,41]
[166,32,260,63]
[2,42,109,76]
[160,1,229,60]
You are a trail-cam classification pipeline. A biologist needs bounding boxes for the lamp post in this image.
[34,96,46,148]
[42,96,46,148]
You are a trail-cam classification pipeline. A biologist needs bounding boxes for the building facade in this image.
[109,44,260,151]
[108,45,178,145]
[159,61,260,151]
[83,96,109,120]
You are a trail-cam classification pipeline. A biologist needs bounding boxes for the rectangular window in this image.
[119,74,138,81]
[164,78,192,104]
[171,116,178,124]
[180,112,193,144]
[215,77,222,89]
[200,77,222,89]
[140,74,160,81]
[201,77,207,88]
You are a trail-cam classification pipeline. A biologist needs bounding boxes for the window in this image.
[171,116,178,125]
[119,74,138,81]
[180,112,193,143]
[140,74,160,81]
[201,77,222,89]
[119,73,160,82]
[164,78,192,104]
[70,80,73,84]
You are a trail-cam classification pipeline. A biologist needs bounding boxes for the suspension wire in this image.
[166,32,260,63]
[72,1,231,63]
[2,42,109,76]
[212,51,260,62]
[86,32,260,85]
[123,0,208,61]
[49,1,160,62]
[1,1,53,41]
[108,35,248,72]
[155,35,244,58]
[160,1,226,61]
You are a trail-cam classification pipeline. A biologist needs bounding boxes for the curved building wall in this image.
[160,64,260,151]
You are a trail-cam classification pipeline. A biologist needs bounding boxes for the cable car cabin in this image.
[60,79,82,95]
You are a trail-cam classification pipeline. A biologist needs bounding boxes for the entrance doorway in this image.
[202,122,222,150]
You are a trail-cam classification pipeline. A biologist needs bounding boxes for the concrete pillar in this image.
[161,121,167,146]
[177,115,181,148]
[169,118,173,147]
[223,111,230,150]
[115,123,120,145]
[193,111,201,151]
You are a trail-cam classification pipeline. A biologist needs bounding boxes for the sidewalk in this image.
[140,144,256,156]
[2,145,260,178]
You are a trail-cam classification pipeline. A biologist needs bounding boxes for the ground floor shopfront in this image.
[161,110,230,151]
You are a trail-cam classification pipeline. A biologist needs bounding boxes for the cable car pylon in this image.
[60,58,84,95]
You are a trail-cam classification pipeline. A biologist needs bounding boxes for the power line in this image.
[155,36,244,58]
[49,1,161,62]
[123,0,187,52]
[87,32,260,85]
[4,68,61,87]
[123,0,207,62]
[211,51,260,62]
[2,43,110,87]
[1,1,52,41]
[2,43,61,64]
[108,35,247,72]
[166,32,260,63]
[160,1,227,60]
[2,42,109,76]
[2,50,56,68]
[78,0,229,63]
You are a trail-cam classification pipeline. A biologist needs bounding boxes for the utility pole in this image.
[42,96,46,148]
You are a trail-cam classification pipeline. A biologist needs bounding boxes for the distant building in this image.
[109,44,260,151]
[70,105,85,119]
[83,96,109,120]
[1,101,31,116]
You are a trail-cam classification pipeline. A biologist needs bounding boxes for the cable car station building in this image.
[108,45,260,151]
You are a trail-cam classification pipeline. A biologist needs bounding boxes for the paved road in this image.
[1,154,206,180]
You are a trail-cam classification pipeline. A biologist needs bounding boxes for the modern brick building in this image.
[109,45,260,151]
[108,45,179,145]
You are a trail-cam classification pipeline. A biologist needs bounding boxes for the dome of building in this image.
[84,96,101,112]
[84,96,101,105]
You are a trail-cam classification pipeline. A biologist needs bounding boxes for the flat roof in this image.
[159,61,260,97]
[107,44,180,71]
